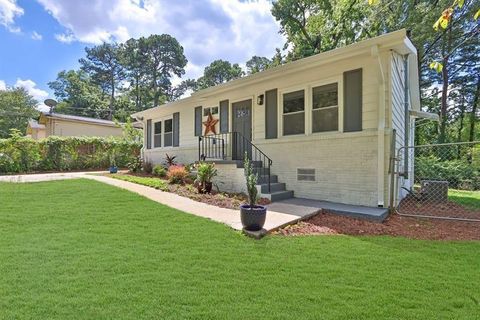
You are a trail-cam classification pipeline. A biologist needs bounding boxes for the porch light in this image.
[257,94,264,105]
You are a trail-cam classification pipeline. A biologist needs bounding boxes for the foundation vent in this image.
[297,168,315,182]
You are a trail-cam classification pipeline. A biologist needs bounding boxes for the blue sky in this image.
[0,0,285,110]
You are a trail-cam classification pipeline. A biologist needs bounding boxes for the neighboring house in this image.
[26,113,140,139]
[132,29,434,208]
[26,119,46,140]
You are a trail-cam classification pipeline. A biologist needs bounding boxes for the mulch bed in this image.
[117,172,270,210]
[398,195,480,220]
[275,211,480,241]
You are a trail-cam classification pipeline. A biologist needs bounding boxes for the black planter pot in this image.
[204,181,213,193]
[240,204,267,231]
[197,181,213,194]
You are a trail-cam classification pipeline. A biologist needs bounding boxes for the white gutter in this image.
[372,45,386,207]
[410,110,439,121]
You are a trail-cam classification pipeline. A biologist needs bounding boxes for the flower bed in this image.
[106,173,270,210]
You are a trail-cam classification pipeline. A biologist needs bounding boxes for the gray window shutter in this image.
[194,106,202,136]
[220,100,229,133]
[343,69,363,132]
[146,119,152,149]
[265,89,278,139]
[173,112,180,147]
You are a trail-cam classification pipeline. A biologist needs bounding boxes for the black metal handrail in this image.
[198,132,273,192]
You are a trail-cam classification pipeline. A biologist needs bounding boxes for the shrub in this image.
[167,165,188,184]
[164,153,177,167]
[127,155,143,173]
[0,136,141,174]
[415,156,480,189]
[143,161,153,174]
[194,162,217,192]
[152,164,167,177]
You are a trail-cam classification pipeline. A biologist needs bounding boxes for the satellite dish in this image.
[44,99,57,108]
[44,99,57,113]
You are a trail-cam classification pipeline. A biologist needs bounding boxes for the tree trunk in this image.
[457,95,466,158]
[469,76,480,143]
[438,26,452,144]
[109,78,115,121]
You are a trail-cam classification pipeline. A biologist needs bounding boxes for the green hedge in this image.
[415,156,480,190]
[0,136,141,174]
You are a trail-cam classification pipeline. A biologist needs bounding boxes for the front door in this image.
[232,99,252,160]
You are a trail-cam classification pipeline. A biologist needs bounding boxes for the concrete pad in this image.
[267,197,389,222]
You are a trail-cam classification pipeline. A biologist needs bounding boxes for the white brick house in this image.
[132,29,425,208]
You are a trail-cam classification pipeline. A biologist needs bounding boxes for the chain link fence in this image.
[395,141,480,222]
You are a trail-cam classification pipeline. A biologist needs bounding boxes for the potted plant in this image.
[240,155,266,231]
[194,162,217,194]
[109,151,118,174]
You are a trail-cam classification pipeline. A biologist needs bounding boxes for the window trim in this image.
[163,117,173,147]
[311,81,340,134]
[279,87,306,136]
[151,115,175,149]
[278,76,343,138]
[153,120,162,148]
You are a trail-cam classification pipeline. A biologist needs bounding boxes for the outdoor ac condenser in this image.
[420,180,449,202]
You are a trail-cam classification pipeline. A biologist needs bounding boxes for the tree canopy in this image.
[0,87,38,138]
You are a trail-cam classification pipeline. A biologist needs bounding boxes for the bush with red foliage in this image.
[167,165,189,184]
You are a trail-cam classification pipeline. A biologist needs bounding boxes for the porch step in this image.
[260,182,286,193]
[264,190,295,202]
[257,174,278,184]
[236,160,263,168]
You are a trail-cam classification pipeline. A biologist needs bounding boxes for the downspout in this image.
[372,45,386,207]
[133,115,146,162]
[402,55,410,179]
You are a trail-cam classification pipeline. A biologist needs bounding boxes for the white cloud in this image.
[55,32,75,43]
[31,31,43,40]
[0,80,6,90]
[36,0,286,80]
[14,79,50,111]
[0,0,24,32]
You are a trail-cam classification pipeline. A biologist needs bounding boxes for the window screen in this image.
[283,90,305,135]
[164,119,173,147]
[154,121,161,148]
[312,83,338,133]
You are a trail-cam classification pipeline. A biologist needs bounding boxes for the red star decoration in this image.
[203,113,219,135]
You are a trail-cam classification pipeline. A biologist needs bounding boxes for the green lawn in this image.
[0,179,479,319]
[449,189,480,210]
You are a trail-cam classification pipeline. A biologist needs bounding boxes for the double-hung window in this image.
[164,119,173,147]
[312,83,338,133]
[282,89,305,135]
[153,121,162,148]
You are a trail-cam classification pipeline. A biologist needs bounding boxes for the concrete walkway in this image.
[0,172,300,232]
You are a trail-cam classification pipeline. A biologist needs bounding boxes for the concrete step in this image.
[236,160,263,168]
[265,190,294,202]
[253,167,270,175]
[259,182,286,193]
[257,174,278,184]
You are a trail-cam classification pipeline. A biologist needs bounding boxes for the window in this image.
[283,90,305,135]
[203,107,211,116]
[211,106,219,115]
[312,83,338,133]
[164,119,173,147]
[154,121,162,148]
